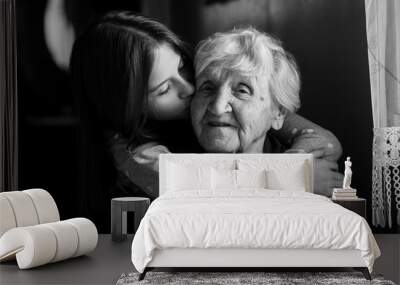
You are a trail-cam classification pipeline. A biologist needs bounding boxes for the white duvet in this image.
[131,190,380,273]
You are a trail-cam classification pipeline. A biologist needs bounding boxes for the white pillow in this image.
[266,167,306,191]
[166,162,212,192]
[211,168,268,191]
[237,159,308,191]
[236,169,268,188]
[212,168,236,190]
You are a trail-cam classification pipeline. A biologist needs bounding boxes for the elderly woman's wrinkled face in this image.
[191,67,283,153]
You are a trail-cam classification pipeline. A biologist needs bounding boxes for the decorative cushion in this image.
[212,168,237,190]
[236,169,268,189]
[211,169,268,191]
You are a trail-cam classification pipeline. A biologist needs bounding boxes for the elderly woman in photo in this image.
[191,27,342,195]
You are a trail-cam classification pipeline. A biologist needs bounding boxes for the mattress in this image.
[131,190,380,273]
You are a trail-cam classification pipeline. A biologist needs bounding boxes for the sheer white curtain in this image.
[365,0,400,127]
[366,0,400,228]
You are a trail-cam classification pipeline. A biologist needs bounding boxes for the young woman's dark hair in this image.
[70,11,193,232]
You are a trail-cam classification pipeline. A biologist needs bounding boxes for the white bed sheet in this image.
[131,190,380,273]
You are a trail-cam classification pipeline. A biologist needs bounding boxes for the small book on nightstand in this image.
[331,197,366,218]
[332,188,358,200]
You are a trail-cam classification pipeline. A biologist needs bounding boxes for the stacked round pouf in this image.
[0,189,97,269]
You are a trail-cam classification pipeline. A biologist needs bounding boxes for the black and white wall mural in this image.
[17,0,375,232]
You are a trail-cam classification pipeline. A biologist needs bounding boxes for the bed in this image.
[131,153,380,280]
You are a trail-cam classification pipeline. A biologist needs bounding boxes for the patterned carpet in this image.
[116,271,396,285]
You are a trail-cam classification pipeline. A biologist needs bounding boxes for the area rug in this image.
[116,272,396,285]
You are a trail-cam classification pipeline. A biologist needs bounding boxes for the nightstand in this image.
[331,198,366,219]
[111,197,150,242]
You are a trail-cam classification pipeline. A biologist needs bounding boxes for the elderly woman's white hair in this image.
[194,27,301,113]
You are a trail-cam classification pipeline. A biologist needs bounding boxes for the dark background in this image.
[17,0,385,232]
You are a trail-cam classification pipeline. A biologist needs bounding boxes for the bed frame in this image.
[139,154,371,280]
[141,248,370,280]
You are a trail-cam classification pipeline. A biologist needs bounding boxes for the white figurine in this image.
[342,157,353,189]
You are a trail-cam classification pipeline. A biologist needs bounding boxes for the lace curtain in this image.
[365,0,400,228]
[0,0,18,192]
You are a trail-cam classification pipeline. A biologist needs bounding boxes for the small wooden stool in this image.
[111,197,150,242]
